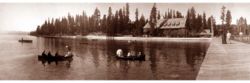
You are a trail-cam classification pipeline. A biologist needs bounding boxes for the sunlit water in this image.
[0,34,210,80]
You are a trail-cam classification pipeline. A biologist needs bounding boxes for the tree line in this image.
[185,7,217,37]
[30,3,145,36]
[30,3,217,37]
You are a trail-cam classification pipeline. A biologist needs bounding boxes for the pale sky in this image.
[0,3,250,32]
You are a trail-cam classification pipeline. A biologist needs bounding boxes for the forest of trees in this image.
[185,7,216,37]
[235,17,249,35]
[30,3,146,36]
[30,3,216,37]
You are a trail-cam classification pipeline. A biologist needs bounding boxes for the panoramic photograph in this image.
[0,2,250,80]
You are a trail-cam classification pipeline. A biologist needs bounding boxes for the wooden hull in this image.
[19,40,32,43]
[116,55,145,61]
[38,54,73,64]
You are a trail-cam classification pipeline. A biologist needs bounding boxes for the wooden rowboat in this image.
[38,54,73,65]
[116,54,145,61]
[19,39,32,43]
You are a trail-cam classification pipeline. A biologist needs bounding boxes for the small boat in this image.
[38,53,73,65]
[116,49,145,61]
[18,39,32,43]
[116,54,145,61]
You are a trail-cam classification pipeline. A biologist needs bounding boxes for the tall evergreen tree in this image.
[221,6,227,44]
[139,14,146,36]
[197,14,203,32]
[93,7,101,32]
[190,7,196,33]
[118,9,124,34]
[185,9,191,36]
[149,3,157,36]
[135,8,139,21]
[107,7,114,36]
[202,12,207,30]
[226,10,232,31]
[157,11,161,19]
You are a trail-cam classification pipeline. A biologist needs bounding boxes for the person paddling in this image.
[65,45,73,58]
[42,50,46,57]
[116,49,123,57]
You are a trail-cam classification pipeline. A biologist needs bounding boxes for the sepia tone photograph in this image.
[0,0,250,81]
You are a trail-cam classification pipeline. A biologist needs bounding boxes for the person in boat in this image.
[116,49,123,57]
[127,52,132,57]
[137,52,144,57]
[55,51,59,57]
[130,50,136,57]
[65,46,73,58]
[48,51,52,58]
[54,51,59,65]
[42,50,46,57]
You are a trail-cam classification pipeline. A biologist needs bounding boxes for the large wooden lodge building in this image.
[143,18,212,37]
[143,18,187,37]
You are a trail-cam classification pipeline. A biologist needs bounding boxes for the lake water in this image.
[0,34,210,80]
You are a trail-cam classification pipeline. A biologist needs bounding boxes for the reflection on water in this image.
[0,34,210,80]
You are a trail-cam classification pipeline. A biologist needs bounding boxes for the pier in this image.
[197,37,250,80]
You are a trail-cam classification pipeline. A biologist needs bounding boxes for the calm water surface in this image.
[0,34,210,80]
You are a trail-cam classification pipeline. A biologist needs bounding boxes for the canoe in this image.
[38,54,73,64]
[116,55,145,61]
[18,40,32,43]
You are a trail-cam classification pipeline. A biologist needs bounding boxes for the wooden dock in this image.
[197,37,250,80]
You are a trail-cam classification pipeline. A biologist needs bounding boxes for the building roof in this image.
[143,18,186,29]
[156,19,167,28]
[161,18,186,29]
[143,22,151,29]
[143,19,166,29]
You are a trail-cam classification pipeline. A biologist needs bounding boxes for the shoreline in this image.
[38,35,212,42]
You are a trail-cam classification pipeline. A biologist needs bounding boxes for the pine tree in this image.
[196,14,203,33]
[221,6,227,44]
[190,7,196,33]
[202,12,207,30]
[118,9,124,35]
[226,10,232,31]
[157,11,161,19]
[149,3,157,36]
[107,7,114,36]
[135,8,139,21]
[93,7,101,32]
[134,8,139,36]
[185,9,191,36]
[139,14,146,36]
